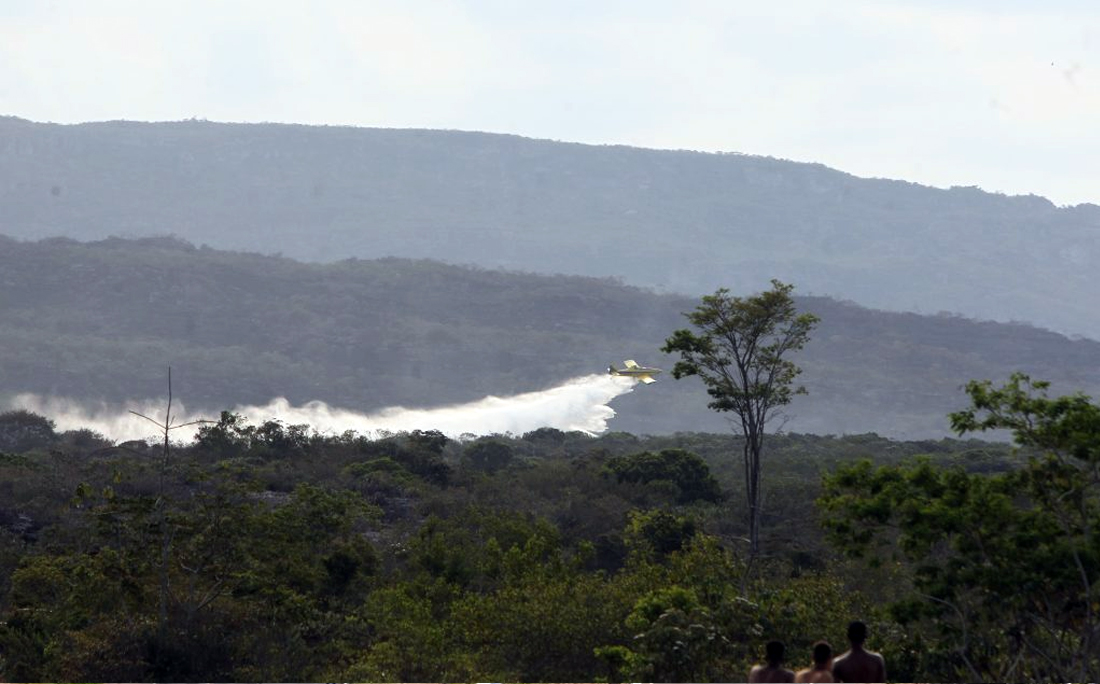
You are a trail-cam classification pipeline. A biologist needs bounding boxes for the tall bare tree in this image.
[129,367,211,645]
[662,280,818,556]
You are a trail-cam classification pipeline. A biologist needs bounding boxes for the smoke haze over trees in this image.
[1,236,1098,438]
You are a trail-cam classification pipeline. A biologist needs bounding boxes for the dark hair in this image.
[766,640,786,665]
[847,620,868,645]
[813,641,832,665]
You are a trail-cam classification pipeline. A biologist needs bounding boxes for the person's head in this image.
[812,641,832,666]
[847,620,868,646]
[765,640,786,666]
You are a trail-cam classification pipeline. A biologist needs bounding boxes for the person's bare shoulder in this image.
[830,652,855,682]
[833,650,885,683]
[872,651,887,679]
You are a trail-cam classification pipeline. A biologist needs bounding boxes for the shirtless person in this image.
[749,640,796,683]
[831,621,886,683]
[795,641,834,682]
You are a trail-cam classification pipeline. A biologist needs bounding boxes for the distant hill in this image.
[2,236,1097,438]
[1,116,1097,340]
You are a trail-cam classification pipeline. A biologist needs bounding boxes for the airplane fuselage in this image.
[608,359,662,384]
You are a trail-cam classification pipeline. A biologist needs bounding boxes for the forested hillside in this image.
[0,409,1024,682]
[2,116,1097,339]
[2,235,1098,438]
[2,379,1095,682]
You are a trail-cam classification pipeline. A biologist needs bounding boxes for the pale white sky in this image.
[2,0,1098,205]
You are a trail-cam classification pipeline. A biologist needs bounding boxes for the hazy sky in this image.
[2,0,1098,205]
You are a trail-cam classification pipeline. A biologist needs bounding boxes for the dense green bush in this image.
[604,448,723,504]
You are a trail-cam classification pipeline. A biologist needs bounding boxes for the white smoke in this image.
[10,374,637,444]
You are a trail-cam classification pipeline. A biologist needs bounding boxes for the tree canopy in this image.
[663,280,819,554]
[820,375,1100,681]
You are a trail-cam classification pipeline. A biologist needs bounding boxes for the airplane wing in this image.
[624,359,639,368]
[638,375,656,384]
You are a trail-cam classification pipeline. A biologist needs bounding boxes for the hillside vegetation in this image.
[2,377,1095,681]
[2,235,1098,438]
[2,116,1097,339]
[0,408,1022,682]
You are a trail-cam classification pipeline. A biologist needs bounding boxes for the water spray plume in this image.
[11,374,637,443]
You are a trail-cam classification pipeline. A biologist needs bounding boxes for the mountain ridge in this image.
[2,116,1097,339]
[0,114,1093,209]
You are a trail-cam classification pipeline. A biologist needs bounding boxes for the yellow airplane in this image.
[608,359,662,384]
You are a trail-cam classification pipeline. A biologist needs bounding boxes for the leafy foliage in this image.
[0,411,58,453]
[604,448,723,504]
[820,375,1100,681]
[0,398,1076,682]
[663,281,819,416]
[664,281,818,554]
